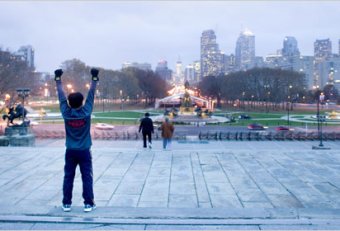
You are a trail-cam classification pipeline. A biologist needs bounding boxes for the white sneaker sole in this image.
[84,206,96,212]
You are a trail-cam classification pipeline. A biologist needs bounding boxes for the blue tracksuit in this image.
[56,80,97,206]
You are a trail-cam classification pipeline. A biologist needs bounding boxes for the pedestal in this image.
[3,126,35,147]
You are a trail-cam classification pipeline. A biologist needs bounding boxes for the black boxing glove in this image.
[91,68,99,81]
[54,69,63,81]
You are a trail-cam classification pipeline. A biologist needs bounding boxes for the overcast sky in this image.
[1,1,339,73]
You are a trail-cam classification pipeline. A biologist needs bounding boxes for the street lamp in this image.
[287,85,292,126]
[266,91,271,112]
[119,90,123,110]
[251,95,254,109]
[313,92,330,150]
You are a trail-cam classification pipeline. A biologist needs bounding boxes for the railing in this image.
[198,131,340,141]
[29,129,340,141]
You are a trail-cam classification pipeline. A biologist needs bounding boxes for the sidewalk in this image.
[0,140,340,229]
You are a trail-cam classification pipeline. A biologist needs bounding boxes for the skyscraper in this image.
[155,59,172,82]
[200,30,224,78]
[193,61,201,83]
[282,36,300,58]
[235,28,255,71]
[121,62,152,71]
[314,39,332,60]
[174,58,183,84]
[184,64,195,83]
[15,45,35,68]
[313,39,332,87]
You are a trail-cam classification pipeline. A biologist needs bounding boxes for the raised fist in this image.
[54,69,63,81]
[90,68,99,81]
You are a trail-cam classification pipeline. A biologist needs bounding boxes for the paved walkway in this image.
[1,140,340,229]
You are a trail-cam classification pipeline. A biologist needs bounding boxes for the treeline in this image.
[0,49,169,106]
[48,59,170,105]
[198,68,339,108]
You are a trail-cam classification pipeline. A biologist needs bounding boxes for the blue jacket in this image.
[56,80,97,150]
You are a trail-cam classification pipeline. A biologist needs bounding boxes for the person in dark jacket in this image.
[54,68,99,213]
[139,112,154,148]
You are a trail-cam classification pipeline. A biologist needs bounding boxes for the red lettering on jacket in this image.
[67,119,86,128]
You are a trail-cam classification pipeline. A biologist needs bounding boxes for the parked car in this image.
[239,114,251,119]
[247,123,265,130]
[275,126,290,131]
[95,123,115,130]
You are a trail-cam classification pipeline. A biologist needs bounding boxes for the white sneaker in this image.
[148,142,152,149]
[84,204,96,212]
[62,204,71,212]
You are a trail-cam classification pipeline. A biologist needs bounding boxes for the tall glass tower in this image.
[235,28,255,71]
[282,36,300,57]
[200,30,224,78]
[313,39,332,87]
[314,39,332,60]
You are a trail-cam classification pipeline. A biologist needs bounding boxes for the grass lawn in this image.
[93,111,145,118]
[29,103,339,127]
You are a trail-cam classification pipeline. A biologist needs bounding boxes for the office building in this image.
[122,62,152,71]
[235,28,255,71]
[313,39,332,88]
[193,61,201,83]
[174,59,184,84]
[155,59,172,82]
[184,64,195,83]
[200,30,225,78]
[282,36,300,58]
[15,45,35,68]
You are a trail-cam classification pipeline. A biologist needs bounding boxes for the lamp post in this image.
[266,91,271,113]
[313,92,330,150]
[287,85,292,126]
[318,92,325,147]
[119,90,123,110]
[251,95,254,109]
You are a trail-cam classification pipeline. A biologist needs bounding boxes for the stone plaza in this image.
[0,140,340,229]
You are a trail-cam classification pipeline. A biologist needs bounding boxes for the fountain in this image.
[153,84,229,125]
[326,111,340,120]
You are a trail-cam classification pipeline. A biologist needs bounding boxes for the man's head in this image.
[68,92,84,109]
[145,112,150,117]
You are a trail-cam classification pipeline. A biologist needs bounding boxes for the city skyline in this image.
[0,1,339,72]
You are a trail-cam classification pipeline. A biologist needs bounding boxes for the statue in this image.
[179,90,195,114]
[181,91,192,110]
[2,104,29,127]
[0,88,35,147]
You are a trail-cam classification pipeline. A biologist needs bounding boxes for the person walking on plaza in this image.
[160,117,174,150]
[139,112,154,149]
[54,68,99,213]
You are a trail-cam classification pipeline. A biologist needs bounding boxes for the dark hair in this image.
[145,112,150,117]
[68,92,84,109]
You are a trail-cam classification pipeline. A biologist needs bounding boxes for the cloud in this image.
[0,1,339,72]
